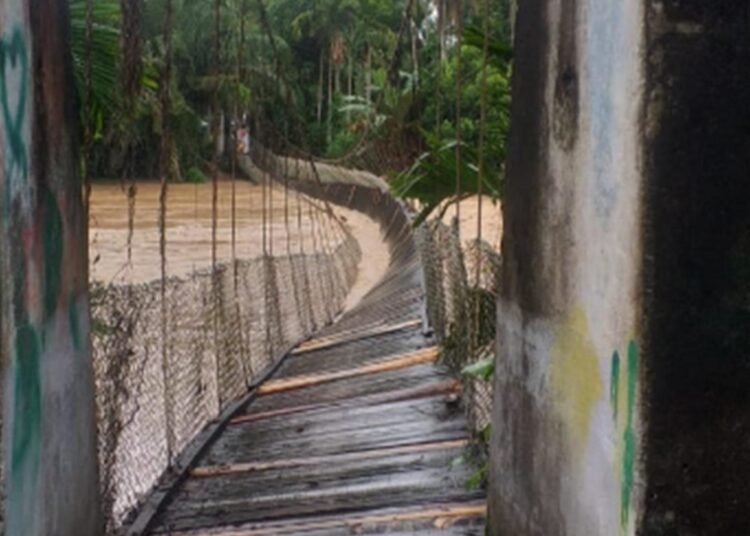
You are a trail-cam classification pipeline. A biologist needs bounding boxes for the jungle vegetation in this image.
[72,0,512,215]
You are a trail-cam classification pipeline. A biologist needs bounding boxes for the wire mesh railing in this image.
[252,133,502,437]
[89,174,360,533]
[415,215,500,436]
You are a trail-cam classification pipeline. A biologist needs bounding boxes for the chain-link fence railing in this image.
[252,136,502,437]
[416,217,501,436]
[90,177,360,533]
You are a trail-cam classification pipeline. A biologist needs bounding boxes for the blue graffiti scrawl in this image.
[0,27,29,192]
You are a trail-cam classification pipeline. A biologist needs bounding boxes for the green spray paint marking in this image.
[610,350,620,421]
[11,324,41,468]
[43,190,63,320]
[8,321,42,536]
[0,28,29,189]
[620,341,638,528]
[609,341,638,531]
[69,298,82,351]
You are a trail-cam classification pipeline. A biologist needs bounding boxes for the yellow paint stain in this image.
[550,307,603,452]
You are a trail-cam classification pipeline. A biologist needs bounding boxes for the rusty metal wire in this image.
[89,116,363,531]
[91,197,360,531]
[416,220,500,435]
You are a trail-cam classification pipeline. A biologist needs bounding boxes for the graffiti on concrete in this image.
[0,27,28,190]
[1,21,88,534]
[0,21,38,534]
[610,341,638,532]
[0,23,40,534]
[551,306,639,534]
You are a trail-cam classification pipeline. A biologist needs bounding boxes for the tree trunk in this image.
[327,57,333,146]
[438,0,445,62]
[215,111,226,157]
[347,56,353,123]
[365,45,372,104]
[411,16,420,89]
[1,1,102,535]
[335,62,340,96]
[317,48,324,123]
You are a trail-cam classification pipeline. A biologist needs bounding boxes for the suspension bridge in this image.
[0,1,500,535]
[111,153,492,535]
[125,158,488,535]
[5,0,749,534]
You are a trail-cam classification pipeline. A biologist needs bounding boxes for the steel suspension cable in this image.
[294,159,316,332]
[211,0,221,275]
[121,0,143,266]
[473,0,491,351]
[159,0,174,463]
[454,7,464,228]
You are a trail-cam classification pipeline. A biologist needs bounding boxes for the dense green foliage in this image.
[71,0,512,210]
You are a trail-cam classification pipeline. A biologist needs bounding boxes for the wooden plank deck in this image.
[146,237,486,535]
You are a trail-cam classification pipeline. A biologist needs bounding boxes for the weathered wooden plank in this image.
[231,378,461,426]
[192,439,468,477]
[209,396,464,449]
[202,401,468,466]
[257,346,439,395]
[245,363,452,414]
[180,450,472,506]
[292,319,422,354]
[276,329,428,378]
[155,501,486,535]
[151,469,484,532]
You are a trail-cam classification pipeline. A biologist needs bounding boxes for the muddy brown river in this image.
[89,180,500,311]
[89,180,374,285]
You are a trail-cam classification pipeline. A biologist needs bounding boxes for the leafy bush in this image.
[185,166,208,184]
[326,129,359,158]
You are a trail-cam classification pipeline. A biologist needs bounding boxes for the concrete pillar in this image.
[0,1,102,535]
[489,1,750,534]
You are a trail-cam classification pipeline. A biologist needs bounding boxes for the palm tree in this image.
[69,0,122,133]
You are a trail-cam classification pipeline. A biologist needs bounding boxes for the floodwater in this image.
[452,196,504,250]
[88,180,387,295]
[88,181,500,307]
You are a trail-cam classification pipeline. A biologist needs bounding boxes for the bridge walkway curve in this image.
[138,188,487,535]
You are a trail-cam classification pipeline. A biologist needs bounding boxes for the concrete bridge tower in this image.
[489,1,750,534]
[0,1,101,534]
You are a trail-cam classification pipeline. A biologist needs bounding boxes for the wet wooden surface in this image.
[147,223,485,535]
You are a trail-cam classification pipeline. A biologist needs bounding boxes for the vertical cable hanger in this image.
[473,0,490,351]
[211,0,225,410]
[159,0,174,464]
[257,118,270,360]
[121,0,143,266]
[454,1,463,230]
[295,159,315,333]
[230,0,248,388]
[232,135,237,281]
[232,0,248,290]
[282,145,305,337]
[259,125,268,261]
[309,199,335,320]
[211,0,221,275]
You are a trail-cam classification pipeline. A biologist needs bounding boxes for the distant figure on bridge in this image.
[236,125,251,155]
